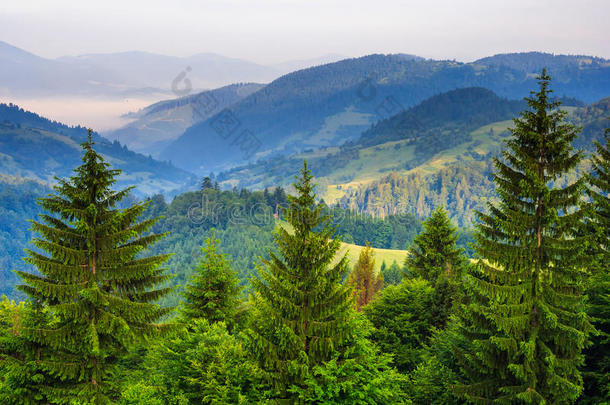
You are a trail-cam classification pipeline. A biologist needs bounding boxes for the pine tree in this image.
[405,207,467,328]
[201,176,213,190]
[405,207,467,283]
[246,161,353,400]
[347,243,383,310]
[581,129,610,402]
[181,229,242,327]
[455,70,593,403]
[381,260,403,286]
[16,130,174,404]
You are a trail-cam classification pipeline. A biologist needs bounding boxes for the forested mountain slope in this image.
[0,103,196,195]
[160,52,608,173]
[105,83,265,156]
[215,87,529,188]
[139,188,420,307]
[217,93,607,226]
[0,176,50,297]
[338,97,609,226]
[0,182,420,303]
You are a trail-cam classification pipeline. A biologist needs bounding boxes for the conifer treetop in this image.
[181,228,241,326]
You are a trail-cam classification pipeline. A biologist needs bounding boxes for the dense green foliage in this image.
[1,181,422,303]
[365,278,438,373]
[581,131,610,402]
[381,260,403,286]
[366,209,469,375]
[122,319,269,404]
[0,297,53,404]
[456,70,593,403]
[289,315,410,404]
[404,207,468,331]
[405,207,467,283]
[141,188,280,301]
[340,162,496,228]
[337,97,604,229]
[138,186,421,308]
[325,205,422,249]
[0,177,49,298]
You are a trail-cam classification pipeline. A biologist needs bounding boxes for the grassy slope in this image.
[318,119,514,203]
[317,107,585,203]
[277,220,408,273]
[217,118,515,203]
[337,241,408,273]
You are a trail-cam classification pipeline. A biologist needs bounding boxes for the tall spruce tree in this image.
[455,70,593,403]
[16,131,173,404]
[246,161,353,400]
[347,243,383,310]
[181,229,241,327]
[581,129,610,402]
[405,207,467,329]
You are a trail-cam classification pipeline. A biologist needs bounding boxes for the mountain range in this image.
[215,88,608,226]
[0,49,608,300]
[0,41,345,98]
[157,52,609,174]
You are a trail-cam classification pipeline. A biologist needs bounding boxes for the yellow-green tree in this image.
[347,244,383,310]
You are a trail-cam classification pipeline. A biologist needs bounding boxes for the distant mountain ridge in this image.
[0,41,354,98]
[104,83,265,156]
[474,52,609,72]
[0,40,279,97]
[160,52,609,174]
[56,51,278,94]
[356,87,525,148]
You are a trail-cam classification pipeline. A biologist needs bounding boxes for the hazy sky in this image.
[1,0,608,64]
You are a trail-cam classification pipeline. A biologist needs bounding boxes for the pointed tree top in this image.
[86,128,94,148]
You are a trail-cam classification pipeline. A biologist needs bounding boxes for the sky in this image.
[1,0,609,64]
